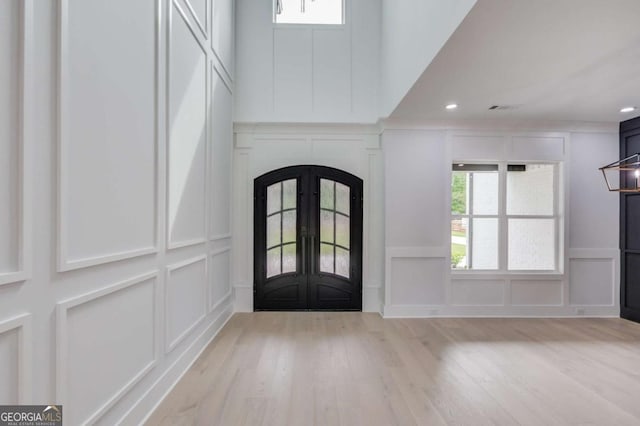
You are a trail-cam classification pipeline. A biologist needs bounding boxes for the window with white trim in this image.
[451,163,559,272]
[274,0,344,25]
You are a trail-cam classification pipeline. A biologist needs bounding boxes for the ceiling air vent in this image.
[488,105,511,110]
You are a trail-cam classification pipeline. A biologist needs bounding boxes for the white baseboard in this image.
[382,304,620,318]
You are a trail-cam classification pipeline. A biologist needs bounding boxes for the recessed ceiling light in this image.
[445,103,458,110]
[620,106,636,113]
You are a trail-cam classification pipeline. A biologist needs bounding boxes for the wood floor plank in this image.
[146,314,640,426]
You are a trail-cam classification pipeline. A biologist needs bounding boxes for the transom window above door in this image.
[274,0,344,25]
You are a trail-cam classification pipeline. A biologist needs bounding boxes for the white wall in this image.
[383,126,620,317]
[235,0,380,123]
[379,0,476,116]
[0,0,235,423]
[232,124,384,312]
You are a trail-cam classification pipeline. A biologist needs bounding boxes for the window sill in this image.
[450,270,564,280]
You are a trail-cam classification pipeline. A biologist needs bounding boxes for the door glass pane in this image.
[267,213,281,248]
[320,243,334,273]
[282,243,296,274]
[266,247,281,278]
[508,218,555,270]
[320,210,334,243]
[320,179,334,209]
[472,218,498,270]
[336,247,350,278]
[507,164,554,215]
[282,179,297,210]
[336,214,349,248]
[267,182,281,215]
[335,182,350,215]
[282,211,296,244]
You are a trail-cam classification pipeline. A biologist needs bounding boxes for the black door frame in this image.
[620,117,640,322]
[253,165,363,311]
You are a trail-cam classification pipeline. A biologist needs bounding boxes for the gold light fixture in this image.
[599,153,640,192]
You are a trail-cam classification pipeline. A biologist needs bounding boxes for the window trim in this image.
[451,161,562,274]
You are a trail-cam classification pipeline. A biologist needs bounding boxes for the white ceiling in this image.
[391,0,640,124]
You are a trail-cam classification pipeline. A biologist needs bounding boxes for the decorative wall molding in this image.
[56,0,160,272]
[165,255,207,353]
[209,246,231,312]
[0,0,33,286]
[166,0,209,250]
[181,0,208,40]
[118,303,233,425]
[0,313,32,403]
[55,272,158,424]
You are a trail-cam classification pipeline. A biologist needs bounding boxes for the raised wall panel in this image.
[210,65,233,239]
[511,280,563,306]
[510,136,565,161]
[274,28,312,118]
[569,259,614,306]
[56,274,157,425]
[210,249,231,311]
[451,280,505,306]
[312,29,351,115]
[0,314,31,404]
[168,3,208,248]
[451,135,505,161]
[390,257,445,305]
[0,0,22,281]
[59,0,157,270]
[212,0,234,78]
[0,328,19,403]
[166,256,207,352]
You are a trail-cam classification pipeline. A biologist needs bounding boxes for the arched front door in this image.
[254,166,363,310]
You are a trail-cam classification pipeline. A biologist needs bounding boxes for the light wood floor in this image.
[147,313,640,425]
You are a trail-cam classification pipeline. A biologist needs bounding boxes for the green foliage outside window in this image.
[451,172,467,214]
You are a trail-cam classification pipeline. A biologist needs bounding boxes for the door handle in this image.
[309,235,316,274]
[301,235,306,274]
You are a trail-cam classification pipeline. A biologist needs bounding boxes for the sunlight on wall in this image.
[169,55,207,238]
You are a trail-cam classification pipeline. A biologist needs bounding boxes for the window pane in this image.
[267,247,281,278]
[472,218,498,270]
[335,182,350,215]
[267,182,281,215]
[472,172,498,215]
[336,213,349,248]
[320,179,334,210]
[282,210,296,244]
[451,172,468,215]
[267,213,281,248]
[508,219,555,270]
[451,218,468,269]
[282,243,296,274]
[274,0,344,25]
[320,243,334,273]
[507,164,554,215]
[320,209,334,243]
[336,247,349,278]
[282,179,297,210]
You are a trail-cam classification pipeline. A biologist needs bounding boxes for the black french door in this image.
[254,166,363,310]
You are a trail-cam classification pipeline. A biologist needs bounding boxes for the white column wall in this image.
[383,127,620,317]
[234,0,381,123]
[0,0,235,424]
